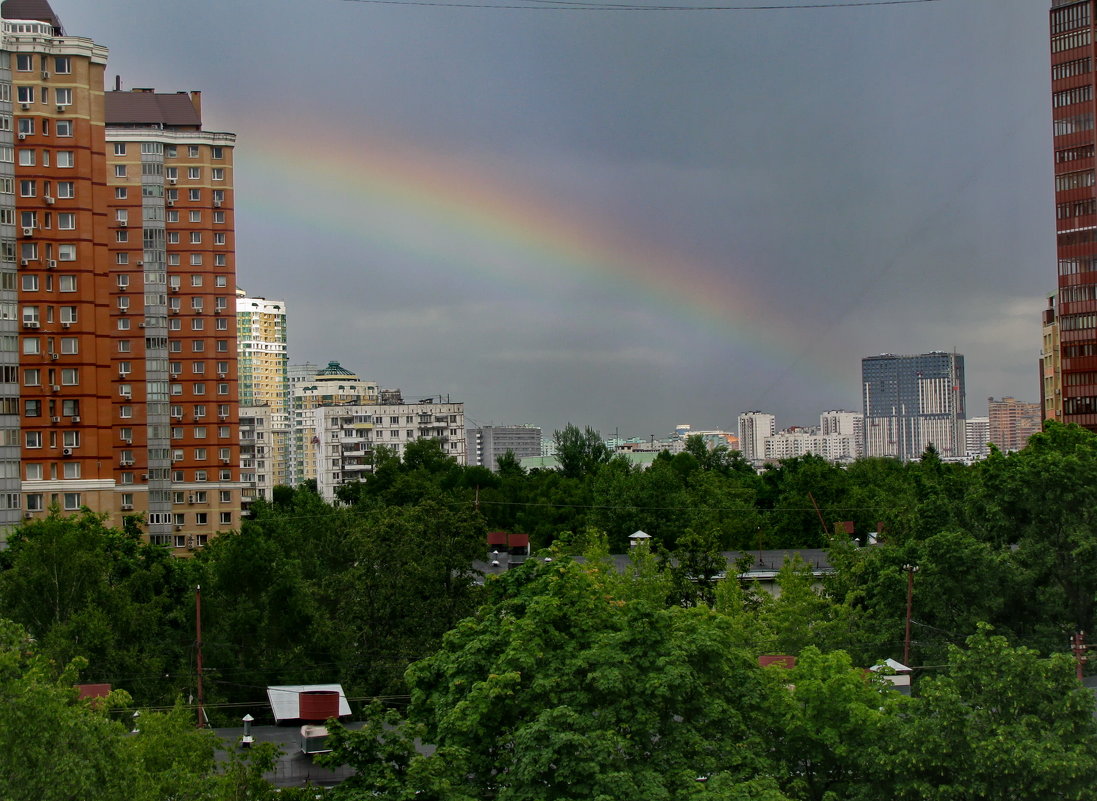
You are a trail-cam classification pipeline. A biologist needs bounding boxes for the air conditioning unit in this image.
[219,414,228,421]
[41,71,49,80]
[17,133,26,141]
[166,200,174,207]
[136,261,143,266]
[55,105,63,113]
[23,512,32,519]
[121,504,133,511]
[140,473,148,480]
[213,201,222,208]
[43,196,54,205]
[22,321,38,328]
[50,385,60,392]
[120,392,131,400]
[61,448,72,456]
[170,286,179,292]
[175,525,183,531]
[50,416,59,423]
[45,260,56,269]
[168,178,177,185]
[71,416,79,422]
[20,103,29,111]
[119,459,133,466]
[61,322,70,329]
[187,495,195,504]
[118,220,127,227]
[217,372,226,379]
[21,227,32,237]
[49,353,58,360]
[122,437,132,444]
[138,322,146,328]
[19,259,28,266]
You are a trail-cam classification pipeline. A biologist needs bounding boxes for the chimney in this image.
[189,90,202,121]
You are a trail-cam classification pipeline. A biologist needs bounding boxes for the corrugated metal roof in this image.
[1,0,61,28]
[104,91,201,127]
[266,684,351,724]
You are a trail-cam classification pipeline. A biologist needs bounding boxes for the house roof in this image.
[1,0,61,29]
[104,91,202,127]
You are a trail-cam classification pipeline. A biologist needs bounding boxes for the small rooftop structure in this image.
[266,685,351,724]
[1,0,62,31]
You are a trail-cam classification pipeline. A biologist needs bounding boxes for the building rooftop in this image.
[105,89,202,128]
[1,0,61,30]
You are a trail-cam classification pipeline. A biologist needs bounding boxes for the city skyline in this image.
[62,1,1052,438]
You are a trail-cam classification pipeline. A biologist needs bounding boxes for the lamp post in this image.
[241,713,254,748]
[903,564,919,666]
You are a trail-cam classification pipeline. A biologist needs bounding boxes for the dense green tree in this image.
[884,627,1097,801]
[405,557,778,800]
[553,423,611,479]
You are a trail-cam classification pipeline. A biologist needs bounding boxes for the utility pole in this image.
[196,585,205,728]
[903,564,918,666]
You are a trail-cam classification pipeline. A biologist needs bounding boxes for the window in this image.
[214,254,227,267]
[62,431,79,448]
[25,464,42,480]
[167,232,180,244]
[57,181,74,198]
[58,244,75,261]
[19,180,35,197]
[24,399,40,417]
[59,306,76,324]
[116,230,128,243]
[192,340,205,353]
[189,211,202,224]
[194,470,207,482]
[188,189,201,202]
[17,149,33,166]
[113,142,126,156]
[54,88,72,107]
[212,168,224,181]
[61,399,78,416]
[58,275,76,292]
[54,56,71,74]
[59,337,77,355]
[56,120,72,137]
[190,254,202,265]
[60,368,78,385]
[25,431,41,448]
[26,493,43,511]
[219,511,232,525]
[17,86,33,104]
[117,319,130,331]
[56,151,74,168]
[63,493,80,511]
[188,146,199,158]
[21,338,38,356]
[213,211,225,224]
[17,119,33,136]
[113,164,126,178]
[215,318,228,330]
[21,275,37,292]
[211,147,223,159]
[215,276,228,288]
[214,233,226,245]
[193,382,206,394]
[190,232,202,244]
[218,383,229,395]
[188,167,200,180]
[57,212,75,230]
[15,54,33,71]
[194,448,207,460]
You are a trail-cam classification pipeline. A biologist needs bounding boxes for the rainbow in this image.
[235,116,852,389]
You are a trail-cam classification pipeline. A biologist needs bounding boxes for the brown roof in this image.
[1,0,61,29]
[105,91,202,128]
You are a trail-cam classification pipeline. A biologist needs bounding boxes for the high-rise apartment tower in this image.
[0,0,242,549]
[862,352,966,461]
[1046,1,1097,428]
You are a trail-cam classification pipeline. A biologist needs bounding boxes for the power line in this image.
[341,0,944,10]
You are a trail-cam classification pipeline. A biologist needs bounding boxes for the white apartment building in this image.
[737,411,776,463]
[306,398,466,501]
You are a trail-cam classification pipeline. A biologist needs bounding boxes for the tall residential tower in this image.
[862,352,966,461]
[1046,1,1097,428]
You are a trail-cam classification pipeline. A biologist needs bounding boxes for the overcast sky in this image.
[63,0,1051,438]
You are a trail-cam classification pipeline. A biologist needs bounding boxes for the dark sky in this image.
[63,0,1052,437]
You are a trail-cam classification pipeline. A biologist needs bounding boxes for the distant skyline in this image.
[64,0,1051,437]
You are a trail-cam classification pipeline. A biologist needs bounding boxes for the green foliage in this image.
[553,423,611,479]
[406,558,776,800]
[883,627,1097,801]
